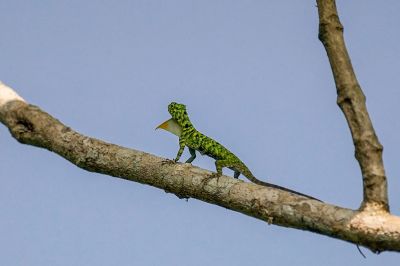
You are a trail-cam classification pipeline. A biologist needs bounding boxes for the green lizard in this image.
[157,102,320,201]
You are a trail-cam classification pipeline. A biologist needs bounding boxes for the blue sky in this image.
[1,1,399,265]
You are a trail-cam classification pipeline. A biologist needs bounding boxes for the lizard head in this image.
[168,102,192,128]
[155,102,191,137]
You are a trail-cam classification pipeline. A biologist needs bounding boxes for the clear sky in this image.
[1,1,399,265]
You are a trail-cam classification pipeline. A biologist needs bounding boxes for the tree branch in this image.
[316,0,389,211]
[0,82,399,252]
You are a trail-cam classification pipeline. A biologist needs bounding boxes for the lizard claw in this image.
[161,159,176,165]
[209,172,221,179]
[201,172,222,186]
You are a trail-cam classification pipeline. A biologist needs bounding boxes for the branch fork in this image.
[0,0,397,252]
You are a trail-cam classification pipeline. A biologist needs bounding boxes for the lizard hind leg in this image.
[202,160,236,188]
[210,159,237,179]
[201,159,231,186]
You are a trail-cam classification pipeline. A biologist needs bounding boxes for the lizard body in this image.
[157,102,320,201]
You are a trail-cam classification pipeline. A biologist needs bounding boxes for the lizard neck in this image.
[174,114,194,130]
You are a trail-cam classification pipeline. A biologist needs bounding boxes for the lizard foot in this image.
[201,172,222,186]
[161,159,176,165]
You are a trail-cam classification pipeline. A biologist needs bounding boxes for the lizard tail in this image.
[239,163,322,202]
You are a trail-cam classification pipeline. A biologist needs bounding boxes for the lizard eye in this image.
[184,111,187,115]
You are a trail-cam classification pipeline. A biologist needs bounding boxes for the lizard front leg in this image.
[233,170,241,179]
[185,148,196,163]
[162,138,186,165]
[174,138,186,162]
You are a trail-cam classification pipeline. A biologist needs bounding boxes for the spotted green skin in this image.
[168,102,255,180]
[166,102,321,201]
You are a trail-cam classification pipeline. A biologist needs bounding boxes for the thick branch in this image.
[316,0,388,211]
[0,83,399,252]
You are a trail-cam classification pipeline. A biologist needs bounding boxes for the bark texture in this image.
[317,0,388,211]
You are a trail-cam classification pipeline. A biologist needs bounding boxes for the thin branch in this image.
[316,0,389,211]
[0,82,399,252]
